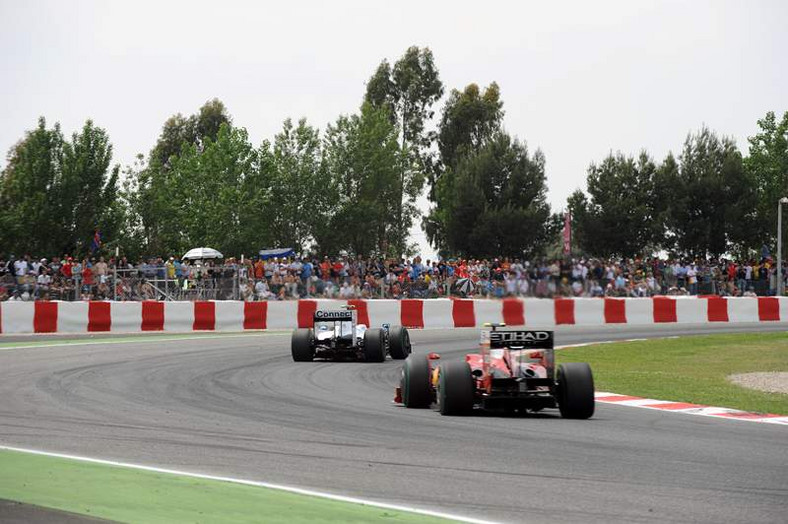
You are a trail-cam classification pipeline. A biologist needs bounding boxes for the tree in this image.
[667,127,754,257]
[568,152,660,258]
[0,117,65,255]
[364,60,396,122]
[365,46,443,254]
[320,103,402,256]
[652,152,680,252]
[432,132,551,258]
[746,111,788,250]
[129,99,234,254]
[60,120,121,254]
[425,82,504,252]
[0,117,121,256]
[149,98,231,168]
[269,118,329,253]
[165,124,268,256]
[436,82,504,178]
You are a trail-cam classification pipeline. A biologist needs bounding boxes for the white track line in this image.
[0,332,288,352]
[0,444,499,524]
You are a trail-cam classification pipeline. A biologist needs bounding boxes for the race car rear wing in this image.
[488,330,554,349]
[313,310,354,321]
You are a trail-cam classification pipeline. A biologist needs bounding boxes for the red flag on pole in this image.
[563,212,571,256]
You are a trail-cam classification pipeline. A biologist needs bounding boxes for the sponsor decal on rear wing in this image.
[489,330,554,349]
[314,310,354,321]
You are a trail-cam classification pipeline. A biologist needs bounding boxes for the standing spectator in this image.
[36,268,52,299]
[687,264,698,295]
[14,255,28,286]
[254,258,264,280]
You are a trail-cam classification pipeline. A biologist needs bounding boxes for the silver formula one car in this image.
[291,306,411,362]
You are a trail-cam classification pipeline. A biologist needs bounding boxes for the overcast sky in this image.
[1,1,786,258]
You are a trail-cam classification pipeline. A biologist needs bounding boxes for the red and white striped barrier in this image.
[1,297,787,334]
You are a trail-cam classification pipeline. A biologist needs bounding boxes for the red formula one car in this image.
[395,325,594,418]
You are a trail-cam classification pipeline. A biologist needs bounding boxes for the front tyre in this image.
[402,354,431,408]
[291,328,315,362]
[364,328,386,362]
[388,326,411,360]
[438,360,474,415]
[557,362,595,419]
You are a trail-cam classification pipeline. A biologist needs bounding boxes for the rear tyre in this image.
[438,360,475,415]
[557,362,595,419]
[402,354,431,408]
[291,328,315,362]
[388,326,411,360]
[364,328,386,362]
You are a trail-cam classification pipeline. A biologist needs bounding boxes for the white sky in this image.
[1,1,786,259]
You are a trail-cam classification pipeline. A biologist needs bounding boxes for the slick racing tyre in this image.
[557,362,595,419]
[364,328,386,362]
[388,326,411,360]
[402,354,431,408]
[438,360,474,415]
[291,328,315,362]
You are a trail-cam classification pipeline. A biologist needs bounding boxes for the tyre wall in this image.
[1,297,786,334]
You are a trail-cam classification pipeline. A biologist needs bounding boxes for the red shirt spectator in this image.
[61,259,73,278]
[320,259,331,280]
[82,265,94,286]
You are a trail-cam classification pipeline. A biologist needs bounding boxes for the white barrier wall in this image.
[2,297,787,334]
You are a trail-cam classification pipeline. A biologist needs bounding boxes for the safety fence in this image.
[1,297,786,334]
[1,269,778,301]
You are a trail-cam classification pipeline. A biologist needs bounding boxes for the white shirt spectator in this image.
[255,280,271,300]
[518,278,530,296]
[339,282,354,299]
[505,274,517,295]
[14,260,27,277]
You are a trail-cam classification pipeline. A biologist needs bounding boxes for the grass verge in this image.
[0,449,452,523]
[557,332,788,415]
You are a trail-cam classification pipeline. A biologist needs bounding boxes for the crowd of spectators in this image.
[1,252,785,302]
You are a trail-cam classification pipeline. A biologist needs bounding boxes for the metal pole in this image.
[779,201,784,296]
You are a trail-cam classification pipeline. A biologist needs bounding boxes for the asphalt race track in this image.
[0,325,786,523]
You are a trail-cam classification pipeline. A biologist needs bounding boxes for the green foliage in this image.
[5,73,784,262]
[436,82,504,177]
[149,98,231,168]
[128,124,269,258]
[127,99,235,256]
[61,120,122,253]
[570,128,757,260]
[320,103,402,256]
[425,82,508,253]
[269,118,328,253]
[667,128,755,257]
[569,152,660,258]
[364,46,443,255]
[746,111,788,250]
[432,132,551,259]
[0,117,121,257]
[0,117,64,256]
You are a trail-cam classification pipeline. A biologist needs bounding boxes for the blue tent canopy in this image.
[258,248,295,260]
